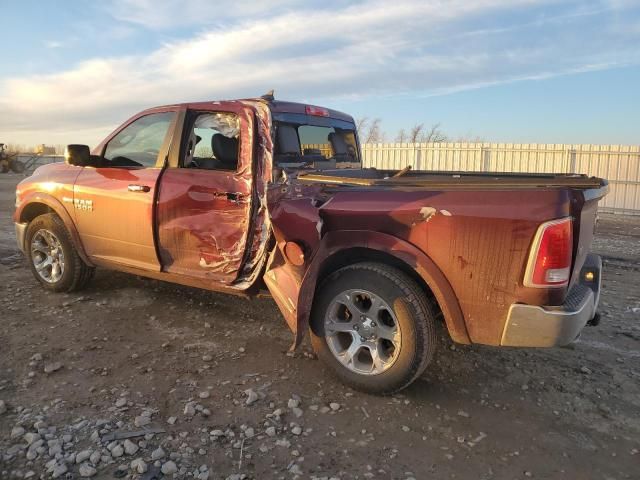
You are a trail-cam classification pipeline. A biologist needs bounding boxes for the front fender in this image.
[15,192,93,266]
[266,230,470,350]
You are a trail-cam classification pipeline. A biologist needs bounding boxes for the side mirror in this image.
[64,144,90,166]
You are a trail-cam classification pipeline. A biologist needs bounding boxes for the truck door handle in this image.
[128,184,150,193]
[226,192,240,202]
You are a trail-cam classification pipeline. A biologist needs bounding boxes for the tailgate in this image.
[569,184,608,287]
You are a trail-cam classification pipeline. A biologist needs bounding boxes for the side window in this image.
[183,112,240,171]
[104,112,175,168]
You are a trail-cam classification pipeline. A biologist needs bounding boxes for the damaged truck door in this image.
[156,105,256,284]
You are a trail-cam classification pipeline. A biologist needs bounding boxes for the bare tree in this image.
[357,117,383,143]
[356,117,369,136]
[367,118,384,143]
[395,122,448,144]
[455,132,485,143]
[422,123,447,143]
[395,129,407,143]
[5,143,28,154]
[409,123,424,143]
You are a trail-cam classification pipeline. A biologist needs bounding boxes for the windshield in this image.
[273,119,360,166]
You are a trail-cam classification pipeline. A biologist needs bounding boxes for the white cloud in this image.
[106,0,305,29]
[1,0,639,146]
[44,40,64,49]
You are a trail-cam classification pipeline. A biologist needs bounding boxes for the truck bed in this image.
[297,169,607,190]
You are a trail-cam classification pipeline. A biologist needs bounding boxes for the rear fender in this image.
[16,192,93,266]
[265,230,470,350]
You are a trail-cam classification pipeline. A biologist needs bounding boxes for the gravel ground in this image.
[0,173,638,479]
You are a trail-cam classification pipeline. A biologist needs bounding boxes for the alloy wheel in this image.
[31,229,65,283]
[324,289,401,375]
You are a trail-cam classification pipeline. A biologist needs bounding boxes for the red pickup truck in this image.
[13,96,608,393]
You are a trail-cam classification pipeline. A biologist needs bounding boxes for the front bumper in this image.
[15,222,27,253]
[501,254,602,347]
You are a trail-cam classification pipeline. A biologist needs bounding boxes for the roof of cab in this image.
[265,100,354,123]
[143,98,354,123]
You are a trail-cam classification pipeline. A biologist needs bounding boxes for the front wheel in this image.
[309,262,437,394]
[25,213,95,292]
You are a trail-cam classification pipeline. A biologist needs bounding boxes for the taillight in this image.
[305,105,330,117]
[525,217,573,287]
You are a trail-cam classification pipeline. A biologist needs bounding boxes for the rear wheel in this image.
[310,262,437,394]
[26,213,95,292]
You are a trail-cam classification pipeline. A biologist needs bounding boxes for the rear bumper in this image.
[15,222,27,253]
[501,254,602,347]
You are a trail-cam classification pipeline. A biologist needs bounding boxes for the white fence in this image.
[362,143,640,215]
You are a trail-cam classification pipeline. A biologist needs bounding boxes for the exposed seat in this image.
[328,132,353,161]
[211,134,238,169]
[274,125,301,163]
[192,134,238,170]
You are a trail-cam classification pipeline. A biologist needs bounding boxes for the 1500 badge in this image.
[75,199,93,211]
[63,197,93,211]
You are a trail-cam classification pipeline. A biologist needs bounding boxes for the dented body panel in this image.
[156,102,256,284]
[264,178,606,347]
[14,98,608,351]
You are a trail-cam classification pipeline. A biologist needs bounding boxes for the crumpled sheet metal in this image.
[194,112,239,137]
[157,102,259,284]
[263,177,330,346]
[234,100,274,288]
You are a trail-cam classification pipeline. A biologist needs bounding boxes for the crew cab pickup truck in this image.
[13,96,608,393]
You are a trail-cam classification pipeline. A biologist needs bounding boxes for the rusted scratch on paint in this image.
[419,206,437,222]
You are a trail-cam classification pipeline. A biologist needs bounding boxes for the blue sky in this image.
[1,0,639,146]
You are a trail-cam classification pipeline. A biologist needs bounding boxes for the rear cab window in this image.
[272,112,360,169]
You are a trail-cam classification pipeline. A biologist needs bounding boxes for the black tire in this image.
[309,262,437,394]
[25,213,95,292]
[0,160,8,173]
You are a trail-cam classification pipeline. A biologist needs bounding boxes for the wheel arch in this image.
[19,201,54,224]
[16,194,93,266]
[295,230,470,348]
